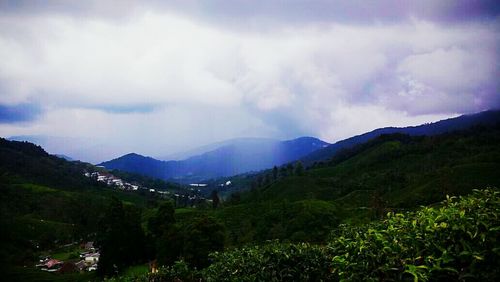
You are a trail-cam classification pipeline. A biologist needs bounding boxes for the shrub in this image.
[134,189,500,281]
[202,242,333,282]
[328,189,500,281]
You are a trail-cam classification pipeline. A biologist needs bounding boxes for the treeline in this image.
[123,189,500,281]
[96,199,225,277]
[0,138,97,190]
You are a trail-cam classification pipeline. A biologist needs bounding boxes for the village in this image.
[32,172,218,276]
[36,242,99,273]
[85,171,151,192]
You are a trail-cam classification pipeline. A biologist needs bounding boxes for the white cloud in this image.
[0,8,498,161]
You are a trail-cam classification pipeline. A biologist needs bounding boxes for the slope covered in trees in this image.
[2,119,500,281]
[183,125,500,248]
[301,109,500,165]
[0,138,184,281]
[117,189,500,281]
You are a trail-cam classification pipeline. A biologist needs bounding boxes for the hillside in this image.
[301,109,500,165]
[2,123,500,281]
[0,138,184,281]
[150,189,499,282]
[99,137,329,182]
[202,124,500,246]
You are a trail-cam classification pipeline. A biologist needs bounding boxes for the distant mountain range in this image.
[301,109,500,165]
[100,109,500,182]
[99,137,329,182]
[158,137,277,161]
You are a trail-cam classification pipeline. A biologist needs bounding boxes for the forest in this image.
[1,124,499,281]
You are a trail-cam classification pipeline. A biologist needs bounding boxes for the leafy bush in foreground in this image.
[203,242,332,281]
[130,189,500,281]
[328,188,500,281]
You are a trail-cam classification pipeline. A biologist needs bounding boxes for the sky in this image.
[0,0,499,163]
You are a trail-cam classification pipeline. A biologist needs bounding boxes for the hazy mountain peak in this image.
[101,136,329,182]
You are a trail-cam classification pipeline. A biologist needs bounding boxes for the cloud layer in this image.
[0,1,498,162]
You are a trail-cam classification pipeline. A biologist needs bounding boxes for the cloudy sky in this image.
[0,0,499,163]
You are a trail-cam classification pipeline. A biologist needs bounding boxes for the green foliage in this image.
[294,161,304,176]
[153,260,201,282]
[181,216,226,268]
[203,242,333,282]
[148,202,175,238]
[328,188,500,281]
[241,126,500,213]
[97,197,146,277]
[217,199,339,245]
[137,189,500,282]
[156,224,183,266]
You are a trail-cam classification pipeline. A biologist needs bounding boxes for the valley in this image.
[1,111,499,281]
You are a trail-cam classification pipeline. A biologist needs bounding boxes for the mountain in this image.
[208,124,500,246]
[158,138,277,161]
[54,154,75,161]
[301,109,500,165]
[100,137,329,182]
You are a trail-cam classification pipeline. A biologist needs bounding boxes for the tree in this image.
[148,201,175,238]
[294,161,304,176]
[279,166,288,178]
[148,202,184,267]
[157,224,183,266]
[96,197,145,276]
[182,216,225,268]
[228,192,241,205]
[272,166,278,180]
[211,190,220,209]
[263,174,271,186]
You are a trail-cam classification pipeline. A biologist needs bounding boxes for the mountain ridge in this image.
[100,136,329,182]
[301,109,500,165]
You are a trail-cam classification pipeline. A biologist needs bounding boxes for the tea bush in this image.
[202,242,333,281]
[136,189,499,281]
[328,188,500,281]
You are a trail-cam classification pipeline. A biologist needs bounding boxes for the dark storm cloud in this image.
[0,103,41,123]
[0,0,498,162]
[1,0,498,25]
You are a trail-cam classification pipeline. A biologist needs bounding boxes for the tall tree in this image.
[148,201,175,238]
[182,216,225,268]
[272,166,278,180]
[211,190,220,209]
[279,166,288,178]
[294,161,304,176]
[96,197,145,276]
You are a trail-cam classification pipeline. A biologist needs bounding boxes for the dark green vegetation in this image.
[2,116,500,281]
[186,125,500,247]
[301,109,500,165]
[143,189,498,282]
[107,124,500,281]
[0,138,187,281]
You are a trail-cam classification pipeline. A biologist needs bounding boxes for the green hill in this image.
[2,123,500,281]
[117,189,500,282]
[207,125,500,245]
[0,138,172,280]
